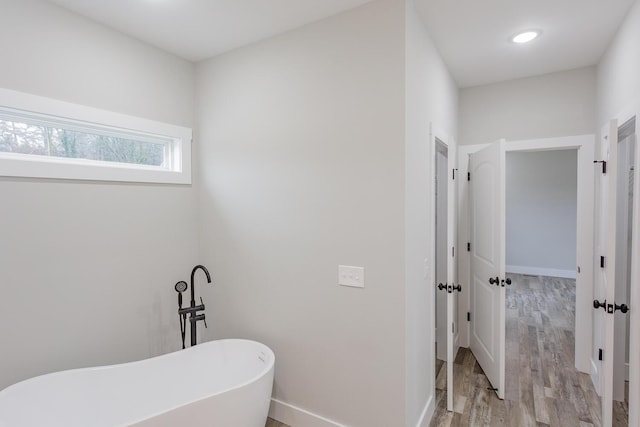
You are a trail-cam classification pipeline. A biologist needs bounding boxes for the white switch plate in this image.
[338,265,365,288]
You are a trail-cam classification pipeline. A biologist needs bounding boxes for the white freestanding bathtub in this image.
[0,339,274,427]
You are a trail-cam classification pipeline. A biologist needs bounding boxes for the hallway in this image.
[429,274,622,426]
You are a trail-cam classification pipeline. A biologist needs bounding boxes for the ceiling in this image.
[414,0,637,87]
[45,0,636,88]
[45,0,373,62]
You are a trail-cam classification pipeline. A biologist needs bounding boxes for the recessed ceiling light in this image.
[511,30,540,44]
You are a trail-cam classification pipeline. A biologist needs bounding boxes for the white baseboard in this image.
[269,398,346,427]
[416,394,435,427]
[270,396,437,427]
[506,265,576,279]
[591,358,601,396]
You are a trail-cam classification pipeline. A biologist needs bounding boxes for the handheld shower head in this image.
[175,281,188,308]
[174,280,189,350]
[175,281,188,293]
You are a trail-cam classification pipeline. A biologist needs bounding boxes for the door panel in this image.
[628,119,640,427]
[613,131,634,402]
[593,120,618,427]
[436,148,448,362]
[473,277,495,355]
[446,142,458,411]
[469,140,506,399]
[433,134,458,412]
[592,128,608,395]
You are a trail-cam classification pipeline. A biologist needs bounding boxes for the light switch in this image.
[338,265,364,288]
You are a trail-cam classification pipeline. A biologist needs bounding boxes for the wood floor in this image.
[265,418,289,427]
[430,274,629,427]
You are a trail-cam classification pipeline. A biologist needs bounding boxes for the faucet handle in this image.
[200,297,208,328]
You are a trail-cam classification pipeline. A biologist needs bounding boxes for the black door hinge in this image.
[467,242,471,252]
[452,246,455,257]
[600,256,605,268]
[452,168,458,180]
[594,160,607,174]
[599,348,603,361]
[467,172,471,181]
[467,312,471,322]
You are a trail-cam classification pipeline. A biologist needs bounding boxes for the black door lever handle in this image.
[489,276,499,285]
[438,283,446,291]
[615,303,629,314]
[593,299,607,311]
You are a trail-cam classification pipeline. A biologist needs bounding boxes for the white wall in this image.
[0,2,462,424]
[460,67,596,146]
[597,0,640,124]
[196,1,407,425]
[404,0,458,424]
[0,0,197,390]
[505,150,577,277]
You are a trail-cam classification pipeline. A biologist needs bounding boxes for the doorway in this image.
[457,136,594,372]
[504,149,580,404]
[435,139,449,363]
[432,137,598,425]
[430,126,459,414]
[431,135,597,424]
[435,128,639,425]
[434,138,449,415]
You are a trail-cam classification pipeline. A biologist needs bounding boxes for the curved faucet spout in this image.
[190,265,212,305]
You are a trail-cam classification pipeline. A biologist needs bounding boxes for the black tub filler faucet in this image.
[174,265,212,349]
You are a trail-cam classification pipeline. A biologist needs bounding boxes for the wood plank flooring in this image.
[265,418,290,427]
[429,274,627,427]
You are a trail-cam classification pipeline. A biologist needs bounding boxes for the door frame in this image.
[596,119,618,426]
[456,135,595,374]
[609,104,640,427]
[434,138,449,362]
[627,112,639,427]
[613,118,634,401]
[429,123,458,411]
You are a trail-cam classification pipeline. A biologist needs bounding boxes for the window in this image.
[0,89,191,184]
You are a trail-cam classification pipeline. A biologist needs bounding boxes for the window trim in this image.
[0,88,192,184]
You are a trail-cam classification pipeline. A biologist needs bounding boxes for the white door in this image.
[446,142,458,411]
[613,127,634,403]
[469,139,506,399]
[593,120,618,427]
[435,146,448,362]
[433,133,459,412]
[628,117,640,427]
